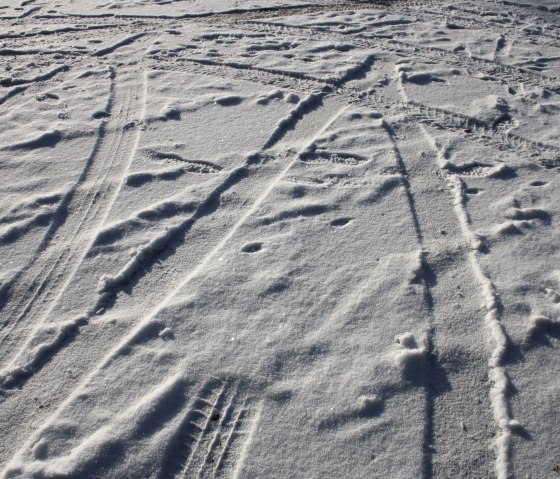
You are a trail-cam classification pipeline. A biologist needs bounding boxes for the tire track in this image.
[0,3,550,476]
[381,119,439,478]
[0,85,342,390]
[158,11,556,103]
[0,94,346,478]
[333,70,497,475]
[164,379,254,479]
[395,69,515,479]
[93,32,148,57]
[182,56,331,85]
[34,1,393,22]
[403,101,560,169]
[147,55,326,94]
[0,23,121,41]
[154,37,558,166]
[151,22,559,166]
[346,90,560,170]
[400,1,560,48]
[0,65,147,371]
[0,97,345,473]
[241,18,560,93]
[96,91,335,299]
[167,61,539,165]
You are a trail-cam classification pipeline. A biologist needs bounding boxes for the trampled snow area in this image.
[0,0,559,477]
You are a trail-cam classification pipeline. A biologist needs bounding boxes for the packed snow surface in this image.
[0,0,559,478]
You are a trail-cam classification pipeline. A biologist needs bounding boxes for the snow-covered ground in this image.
[0,0,559,477]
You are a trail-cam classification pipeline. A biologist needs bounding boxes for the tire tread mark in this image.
[240,19,560,93]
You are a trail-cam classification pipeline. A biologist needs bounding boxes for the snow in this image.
[0,0,560,478]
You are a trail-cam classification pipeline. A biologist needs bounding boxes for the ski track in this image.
[0,0,558,477]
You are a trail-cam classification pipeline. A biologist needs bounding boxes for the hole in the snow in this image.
[242,242,263,253]
[330,217,352,228]
[92,110,111,119]
[529,180,547,187]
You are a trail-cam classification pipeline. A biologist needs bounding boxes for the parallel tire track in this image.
[239,19,560,93]
[161,53,559,170]
[0,67,146,367]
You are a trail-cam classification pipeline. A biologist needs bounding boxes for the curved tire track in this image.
[0,67,147,368]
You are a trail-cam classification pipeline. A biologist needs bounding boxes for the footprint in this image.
[300,151,368,166]
[214,95,243,107]
[140,148,222,173]
[242,242,263,253]
[36,92,60,102]
[529,180,547,187]
[92,110,111,119]
[330,217,353,228]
